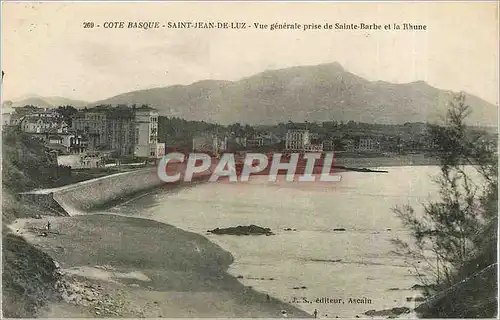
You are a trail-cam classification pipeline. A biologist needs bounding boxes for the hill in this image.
[91,62,498,126]
[7,96,88,109]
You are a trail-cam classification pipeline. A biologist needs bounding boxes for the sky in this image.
[2,1,499,105]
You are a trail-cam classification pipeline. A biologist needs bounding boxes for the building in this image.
[71,105,163,159]
[134,106,164,158]
[107,107,136,157]
[285,129,310,151]
[20,115,68,134]
[72,109,108,147]
[9,113,24,126]
[323,139,335,151]
[46,132,88,154]
[192,132,227,154]
[246,135,265,148]
[285,129,323,152]
[247,132,280,148]
[303,143,324,152]
[358,138,379,151]
[57,152,105,169]
[2,112,11,126]
[226,134,247,152]
[342,138,356,152]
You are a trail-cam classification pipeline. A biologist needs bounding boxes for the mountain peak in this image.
[86,63,497,126]
[410,80,429,86]
[323,61,345,71]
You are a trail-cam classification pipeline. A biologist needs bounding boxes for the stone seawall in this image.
[54,168,165,215]
[19,167,211,216]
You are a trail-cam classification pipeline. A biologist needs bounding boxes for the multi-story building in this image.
[107,107,136,157]
[72,109,108,147]
[285,129,310,151]
[134,106,164,158]
[358,138,379,151]
[71,105,164,159]
[322,139,335,151]
[20,115,68,133]
[285,129,323,152]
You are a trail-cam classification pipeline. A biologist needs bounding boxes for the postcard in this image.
[1,1,498,319]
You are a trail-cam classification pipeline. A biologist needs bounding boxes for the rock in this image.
[207,225,274,236]
[364,307,411,317]
[236,275,244,279]
[411,284,430,290]
[406,296,425,302]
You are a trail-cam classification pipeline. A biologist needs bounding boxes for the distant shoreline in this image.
[333,154,441,168]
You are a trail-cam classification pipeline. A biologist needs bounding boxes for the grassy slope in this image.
[2,234,62,317]
[2,128,67,317]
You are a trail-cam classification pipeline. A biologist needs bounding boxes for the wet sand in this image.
[9,215,311,318]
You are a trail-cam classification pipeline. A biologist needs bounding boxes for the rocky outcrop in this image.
[364,307,411,317]
[208,225,274,236]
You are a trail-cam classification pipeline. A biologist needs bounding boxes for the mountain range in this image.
[5,62,498,126]
[3,95,88,109]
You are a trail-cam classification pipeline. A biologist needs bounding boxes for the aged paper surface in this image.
[1,1,498,319]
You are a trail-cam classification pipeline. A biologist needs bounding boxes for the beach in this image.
[5,165,445,318]
[8,214,311,318]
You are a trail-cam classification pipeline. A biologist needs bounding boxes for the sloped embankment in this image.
[2,233,63,317]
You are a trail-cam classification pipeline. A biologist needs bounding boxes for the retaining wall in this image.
[19,166,211,216]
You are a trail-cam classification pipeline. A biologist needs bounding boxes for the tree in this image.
[392,93,497,317]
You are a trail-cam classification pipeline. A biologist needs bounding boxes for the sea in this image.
[108,166,445,318]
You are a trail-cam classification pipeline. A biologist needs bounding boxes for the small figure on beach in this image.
[281,310,288,318]
[266,294,271,302]
[313,309,318,318]
[47,220,51,232]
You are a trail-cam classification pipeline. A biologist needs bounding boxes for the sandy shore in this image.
[8,214,311,318]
